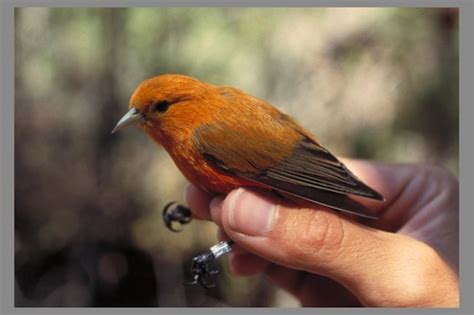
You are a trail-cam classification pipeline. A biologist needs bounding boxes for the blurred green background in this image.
[14,7,458,307]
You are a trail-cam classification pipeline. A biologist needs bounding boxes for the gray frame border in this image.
[1,0,472,314]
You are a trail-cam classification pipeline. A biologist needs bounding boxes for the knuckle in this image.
[415,164,458,209]
[418,164,456,191]
[281,208,345,265]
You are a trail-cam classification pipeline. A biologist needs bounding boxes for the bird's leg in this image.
[162,201,192,232]
[184,240,235,289]
[162,201,235,287]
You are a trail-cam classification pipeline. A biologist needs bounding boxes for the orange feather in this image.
[116,74,383,219]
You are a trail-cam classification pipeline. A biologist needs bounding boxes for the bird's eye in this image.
[153,100,170,113]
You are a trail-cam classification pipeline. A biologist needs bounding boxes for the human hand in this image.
[185,159,459,307]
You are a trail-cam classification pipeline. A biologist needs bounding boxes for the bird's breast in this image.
[160,136,253,194]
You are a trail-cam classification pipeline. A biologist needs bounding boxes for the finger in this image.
[218,188,452,306]
[265,264,359,307]
[210,189,277,227]
[216,227,247,255]
[210,196,225,225]
[264,263,305,297]
[217,227,268,276]
[229,252,269,276]
[275,159,459,273]
[339,159,411,210]
[336,159,432,231]
[184,184,214,220]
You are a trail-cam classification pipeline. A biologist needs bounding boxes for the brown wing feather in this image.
[252,176,380,219]
[264,138,384,200]
[193,123,383,219]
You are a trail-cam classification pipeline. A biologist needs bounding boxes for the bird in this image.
[112,74,384,287]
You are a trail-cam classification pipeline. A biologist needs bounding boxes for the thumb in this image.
[219,188,449,306]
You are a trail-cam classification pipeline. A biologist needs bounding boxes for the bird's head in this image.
[112,74,222,144]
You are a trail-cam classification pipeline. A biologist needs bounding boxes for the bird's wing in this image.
[193,123,383,219]
[263,138,384,201]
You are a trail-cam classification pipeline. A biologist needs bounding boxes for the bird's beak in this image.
[112,108,145,134]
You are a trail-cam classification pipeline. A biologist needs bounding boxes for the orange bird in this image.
[113,74,384,287]
[113,74,383,219]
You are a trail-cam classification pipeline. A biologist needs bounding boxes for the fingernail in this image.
[227,188,275,236]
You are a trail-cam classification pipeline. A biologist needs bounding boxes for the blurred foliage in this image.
[14,8,458,307]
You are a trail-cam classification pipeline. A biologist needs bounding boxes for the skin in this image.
[186,159,459,307]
